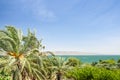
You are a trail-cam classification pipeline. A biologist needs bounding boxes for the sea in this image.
[56,55,120,63]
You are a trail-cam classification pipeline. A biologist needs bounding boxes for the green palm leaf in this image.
[0,26,47,80]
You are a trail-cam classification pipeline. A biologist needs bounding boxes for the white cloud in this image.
[20,0,56,21]
[36,8,56,20]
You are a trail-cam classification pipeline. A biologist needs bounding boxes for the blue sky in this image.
[0,0,120,53]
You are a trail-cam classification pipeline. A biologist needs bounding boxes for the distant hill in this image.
[51,51,120,55]
[52,51,95,55]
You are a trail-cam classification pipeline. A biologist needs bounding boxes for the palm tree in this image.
[0,26,45,80]
[48,57,71,80]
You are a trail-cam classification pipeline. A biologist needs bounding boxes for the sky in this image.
[0,0,120,54]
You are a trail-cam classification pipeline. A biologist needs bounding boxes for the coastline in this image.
[52,51,120,55]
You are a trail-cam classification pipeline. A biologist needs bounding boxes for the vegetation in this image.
[66,57,82,67]
[65,66,120,80]
[0,26,52,80]
[0,26,120,80]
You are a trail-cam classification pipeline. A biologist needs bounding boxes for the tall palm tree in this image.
[0,26,45,80]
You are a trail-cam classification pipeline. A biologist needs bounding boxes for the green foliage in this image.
[99,59,116,65]
[0,71,11,80]
[0,26,46,80]
[66,66,94,80]
[117,59,120,63]
[66,66,120,80]
[47,57,70,80]
[66,57,82,67]
[96,59,117,70]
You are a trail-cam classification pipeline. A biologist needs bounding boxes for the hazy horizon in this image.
[46,51,120,55]
[0,0,120,54]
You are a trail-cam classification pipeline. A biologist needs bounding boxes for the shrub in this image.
[65,66,120,80]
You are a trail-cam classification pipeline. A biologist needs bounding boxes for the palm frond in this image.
[0,38,17,53]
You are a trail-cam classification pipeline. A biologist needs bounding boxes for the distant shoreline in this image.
[52,51,120,55]
[54,54,120,56]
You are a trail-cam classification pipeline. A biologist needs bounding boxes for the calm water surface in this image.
[56,55,120,63]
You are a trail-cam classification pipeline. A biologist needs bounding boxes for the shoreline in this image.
[52,51,120,55]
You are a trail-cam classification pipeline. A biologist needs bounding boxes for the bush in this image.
[66,57,82,67]
[65,66,94,80]
[65,66,120,80]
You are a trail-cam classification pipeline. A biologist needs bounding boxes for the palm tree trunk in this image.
[56,72,62,80]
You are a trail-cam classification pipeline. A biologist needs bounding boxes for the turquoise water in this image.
[57,55,120,63]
